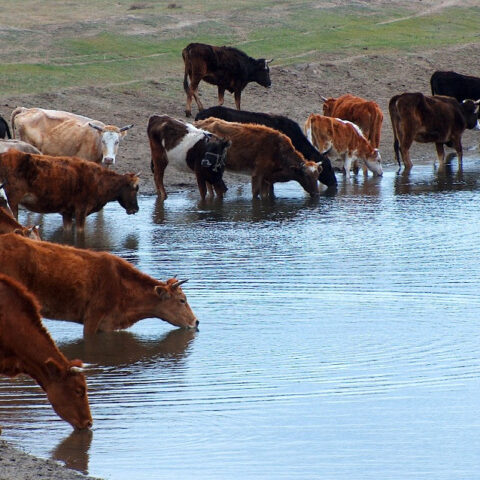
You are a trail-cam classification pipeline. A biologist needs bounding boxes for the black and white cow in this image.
[147,114,231,200]
[195,106,337,188]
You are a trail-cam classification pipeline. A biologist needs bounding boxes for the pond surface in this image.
[1,161,480,480]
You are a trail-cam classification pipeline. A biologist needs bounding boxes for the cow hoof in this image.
[185,111,192,118]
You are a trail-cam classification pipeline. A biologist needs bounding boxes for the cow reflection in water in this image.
[58,329,196,368]
[52,429,93,475]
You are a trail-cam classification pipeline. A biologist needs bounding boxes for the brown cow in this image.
[195,118,320,198]
[321,94,384,149]
[11,107,133,166]
[304,114,383,181]
[0,150,139,231]
[0,233,199,336]
[0,273,92,429]
[389,92,480,169]
[182,43,272,117]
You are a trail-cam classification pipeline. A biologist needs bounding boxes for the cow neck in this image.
[4,317,67,391]
[98,171,127,201]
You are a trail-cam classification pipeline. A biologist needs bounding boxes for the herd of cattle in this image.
[1,42,480,433]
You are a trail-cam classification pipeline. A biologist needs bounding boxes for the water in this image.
[1,161,480,479]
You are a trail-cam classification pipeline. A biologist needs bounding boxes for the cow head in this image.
[89,123,134,166]
[199,138,231,194]
[316,155,337,188]
[14,225,41,240]
[153,278,199,330]
[365,149,383,176]
[117,173,140,215]
[461,99,480,130]
[294,161,320,197]
[253,58,273,88]
[321,96,336,116]
[44,358,92,430]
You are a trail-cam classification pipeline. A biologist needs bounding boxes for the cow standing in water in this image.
[11,107,133,166]
[0,273,92,430]
[0,233,199,336]
[182,42,272,117]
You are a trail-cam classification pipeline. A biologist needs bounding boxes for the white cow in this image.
[11,107,133,166]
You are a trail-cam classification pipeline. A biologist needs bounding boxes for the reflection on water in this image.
[3,160,480,480]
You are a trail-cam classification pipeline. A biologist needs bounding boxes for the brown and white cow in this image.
[11,107,133,166]
[147,114,231,200]
[389,92,480,170]
[0,139,41,154]
[0,150,139,231]
[304,114,383,181]
[0,273,92,430]
[0,233,199,336]
[195,118,320,198]
[182,43,272,117]
[321,94,384,149]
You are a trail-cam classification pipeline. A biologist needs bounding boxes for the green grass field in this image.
[1,1,479,94]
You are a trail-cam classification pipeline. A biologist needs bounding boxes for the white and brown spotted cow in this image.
[305,114,382,181]
[11,107,133,166]
[148,114,231,200]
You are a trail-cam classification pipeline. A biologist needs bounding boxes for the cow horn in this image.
[320,96,328,102]
[120,124,134,132]
[266,58,274,64]
[172,279,189,289]
[88,122,104,132]
[70,366,84,373]
[135,171,141,177]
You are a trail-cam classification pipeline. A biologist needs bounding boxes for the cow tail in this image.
[388,97,401,168]
[182,49,190,94]
[10,107,26,139]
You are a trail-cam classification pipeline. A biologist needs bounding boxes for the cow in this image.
[182,42,272,117]
[195,106,337,188]
[147,114,231,200]
[430,71,480,103]
[0,208,41,239]
[195,118,321,198]
[11,107,133,166]
[0,233,199,336]
[388,92,480,170]
[304,114,383,181]
[0,150,139,231]
[0,115,11,139]
[321,94,384,150]
[0,139,41,154]
[0,273,92,430]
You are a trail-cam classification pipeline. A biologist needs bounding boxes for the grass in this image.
[0,2,478,94]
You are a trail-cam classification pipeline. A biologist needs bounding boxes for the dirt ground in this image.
[1,1,480,479]
[2,42,480,198]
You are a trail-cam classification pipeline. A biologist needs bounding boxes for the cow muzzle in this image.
[103,157,115,166]
[126,207,139,215]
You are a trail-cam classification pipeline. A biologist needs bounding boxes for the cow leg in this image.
[251,174,263,199]
[218,87,225,106]
[212,183,225,198]
[185,78,204,117]
[62,213,73,231]
[196,174,207,200]
[150,148,168,200]
[451,137,463,168]
[343,155,353,182]
[398,137,414,170]
[75,211,87,233]
[234,90,242,110]
[261,180,274,198]
[435,142,445,164]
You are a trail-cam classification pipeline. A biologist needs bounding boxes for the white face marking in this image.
[101,130,122,165]
[167,124,209,172]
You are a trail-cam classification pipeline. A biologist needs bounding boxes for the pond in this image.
[1,160,480,480]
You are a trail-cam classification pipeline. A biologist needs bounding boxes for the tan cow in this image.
[321,94,384,149]
[0,273,92,429]
[0,233,199,336]
[0,139,41,154]
[0,150,139,231]
[195,118,320,198]
[304,114,382,181]
[11,107,133,166]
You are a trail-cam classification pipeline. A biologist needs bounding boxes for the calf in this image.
[0,233,199,336]
[195,105,337,188]
[0,150,139,231]
[147,114,231,200]
[0,273,92,429]
[389,92,480,169]
[195,118,320,198]
[11,107,133,166]
[182,42,272,117]
[304,114,382,180]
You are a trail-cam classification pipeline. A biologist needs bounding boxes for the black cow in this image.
[148,114,231,200]
[0,115,11,139]
[195,106,337,188]
[431,71,480,103]
[182,43,272,118]
[389,92,480,170]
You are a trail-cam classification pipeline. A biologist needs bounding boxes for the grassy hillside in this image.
[0,1,479,94]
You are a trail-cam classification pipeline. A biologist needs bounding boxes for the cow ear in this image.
[45,358,64,380]
[154,284,171,300]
